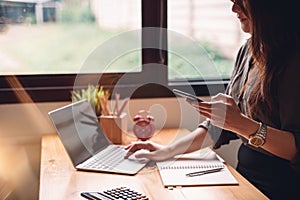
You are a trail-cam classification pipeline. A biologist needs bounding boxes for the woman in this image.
[125,0,300,199]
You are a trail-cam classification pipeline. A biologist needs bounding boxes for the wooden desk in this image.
[39,129,268,200]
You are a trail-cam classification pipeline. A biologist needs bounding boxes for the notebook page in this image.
[156,148,238,186]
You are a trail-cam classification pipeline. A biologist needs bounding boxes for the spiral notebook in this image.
[156,148,238,187]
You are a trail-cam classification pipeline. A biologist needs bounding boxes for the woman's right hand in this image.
[124,141,173,161]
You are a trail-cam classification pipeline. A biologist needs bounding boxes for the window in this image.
[168,0,249,81]
[0,0,248,103]
[0,0,141,74]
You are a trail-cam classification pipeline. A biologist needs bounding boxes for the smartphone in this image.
[173,89,203,102]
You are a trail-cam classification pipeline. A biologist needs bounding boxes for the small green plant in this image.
[71,84,110,116]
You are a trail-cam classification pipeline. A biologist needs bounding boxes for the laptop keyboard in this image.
[82,145,126,170]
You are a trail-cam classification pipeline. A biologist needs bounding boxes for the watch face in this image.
[249,136,264,147]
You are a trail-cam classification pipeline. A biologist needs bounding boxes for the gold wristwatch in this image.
[248,122,267,148]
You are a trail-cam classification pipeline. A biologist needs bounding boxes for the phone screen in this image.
[173,89,203,102]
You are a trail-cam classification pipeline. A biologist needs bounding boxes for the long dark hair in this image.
[243,0,300,117]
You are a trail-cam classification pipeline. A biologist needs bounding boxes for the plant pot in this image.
[98,113,127,144]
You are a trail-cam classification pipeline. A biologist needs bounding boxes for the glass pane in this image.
[168,0,249,80]
[0,0,141,75]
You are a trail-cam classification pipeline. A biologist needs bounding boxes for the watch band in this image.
[257,122,267,137]
[198,119,210,131]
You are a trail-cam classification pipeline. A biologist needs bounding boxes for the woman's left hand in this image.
[189,93,244,132]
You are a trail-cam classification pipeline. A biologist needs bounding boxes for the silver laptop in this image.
[48,99,148,175]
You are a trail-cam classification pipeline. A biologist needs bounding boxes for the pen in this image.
[186,167,224,177]
[114,93,120,115]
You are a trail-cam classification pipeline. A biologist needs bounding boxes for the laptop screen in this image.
[49,100,110,166]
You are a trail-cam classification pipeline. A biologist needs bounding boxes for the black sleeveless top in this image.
[201,40,300,198]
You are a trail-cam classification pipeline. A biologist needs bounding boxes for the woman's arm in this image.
[125,127,209,161]
[235,114,297,160]
[194,93,298,161]
[167,127,210,155]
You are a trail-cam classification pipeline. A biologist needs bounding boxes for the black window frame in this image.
[0,0,228,104]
